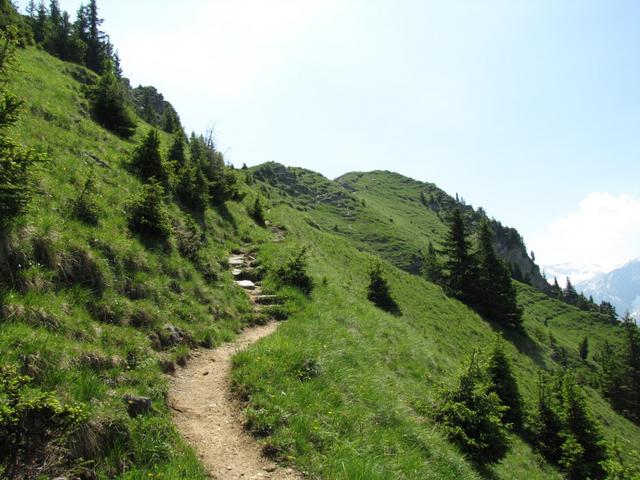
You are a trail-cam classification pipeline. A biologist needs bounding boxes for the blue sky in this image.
[19,0,640,273]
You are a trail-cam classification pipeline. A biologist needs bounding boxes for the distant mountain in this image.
[543,262,609,285]
[576,258,640,319]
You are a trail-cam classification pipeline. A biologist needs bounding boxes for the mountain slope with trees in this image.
[1,2,640,478]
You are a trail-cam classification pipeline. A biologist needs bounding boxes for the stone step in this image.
[253,295,283,305]
[235,280,256,290]
[228,255,245,266]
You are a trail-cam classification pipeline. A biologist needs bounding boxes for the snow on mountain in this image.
[576,258,640,319]
[542,262,609,285]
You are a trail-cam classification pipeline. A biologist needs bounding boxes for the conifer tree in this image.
[559,372,606,479]
[476,220,522,327]
[176,160,208,212]
[367,263,400,314]
[442,208,477,304]
[486,336,523,429]
[131,129,169,185]
[90,65,136,138]
[578,337,589,361]
[550,276,563,299]
[533,373,564,464]
[249,195,266,227]
[432,351,509,465]
[167,132,186,168]
[85,0,105,73]
[564,277,579,305]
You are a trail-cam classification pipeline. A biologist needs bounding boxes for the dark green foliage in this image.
[191,133,242,205]
[0,366,87,478]
[442,209,477,304]
[486,336,523,430]
[0,0,33,44]
[550,277,563,299]
[131,129,170,185]
[432,352,510,465]
[596,314,640,424]
[0,27,42,226]
[69,173,100,224]
[367,262,400,315]
[90,66,136,138]
[531,371,607,479]
[559,372,606,479]
[249,195,266,227]
[476,220,522,328]
[126,180,171,240]
[532,374,564,464]
[167,132,186,168]
[600,440,640,480]
[563,277,579,305]
[578,337,589,361]
[275,247,313,295]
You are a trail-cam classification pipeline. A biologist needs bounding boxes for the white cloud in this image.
[531,192,640,271]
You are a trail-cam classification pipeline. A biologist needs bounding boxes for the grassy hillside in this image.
[4,44,640,480]
[1,46,270,479]
[233,204,640,479]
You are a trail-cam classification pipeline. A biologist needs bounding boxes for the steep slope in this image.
[251,163,545,288]
[577,258,640,319]
[336,170,546,288]
[231,203,640,479]
[1,46,270,478]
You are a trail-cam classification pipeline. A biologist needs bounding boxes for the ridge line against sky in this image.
[18,0,640,273]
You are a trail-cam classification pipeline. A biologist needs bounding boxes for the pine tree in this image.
[442,208,477,304]
[476,220,522,327]
[85,0,105,73]
[33,1,50,44]
[432,351,509,465]
[0,27,42,226]
[559,371,607,479]
[564,277,579,305]
[167,132,186,168]
[90,65,136,138]
[131,129,170,185]
[533,373,564,464]
[249,195,266,227]
[126,180,171,240]
[367,263,400,315]
[486,336,523,429]
[176,163,207,212]
[578,337,589,361]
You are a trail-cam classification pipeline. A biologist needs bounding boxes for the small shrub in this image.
[0,366,87,478]
[275,247,313,295]
[367,263,400,315]
[90,67,136,138]
[431,352,509,465]
[248,195,266,227]
[126,181,172,241]
[175,216,204,262]
[69,174,101,225]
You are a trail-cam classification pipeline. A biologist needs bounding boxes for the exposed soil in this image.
[169,249,302,480]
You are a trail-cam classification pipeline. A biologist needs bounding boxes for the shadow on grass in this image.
[214,203,238,234]
[487,320,548,370]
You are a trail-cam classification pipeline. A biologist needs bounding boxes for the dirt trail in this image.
[169,248,301,480]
